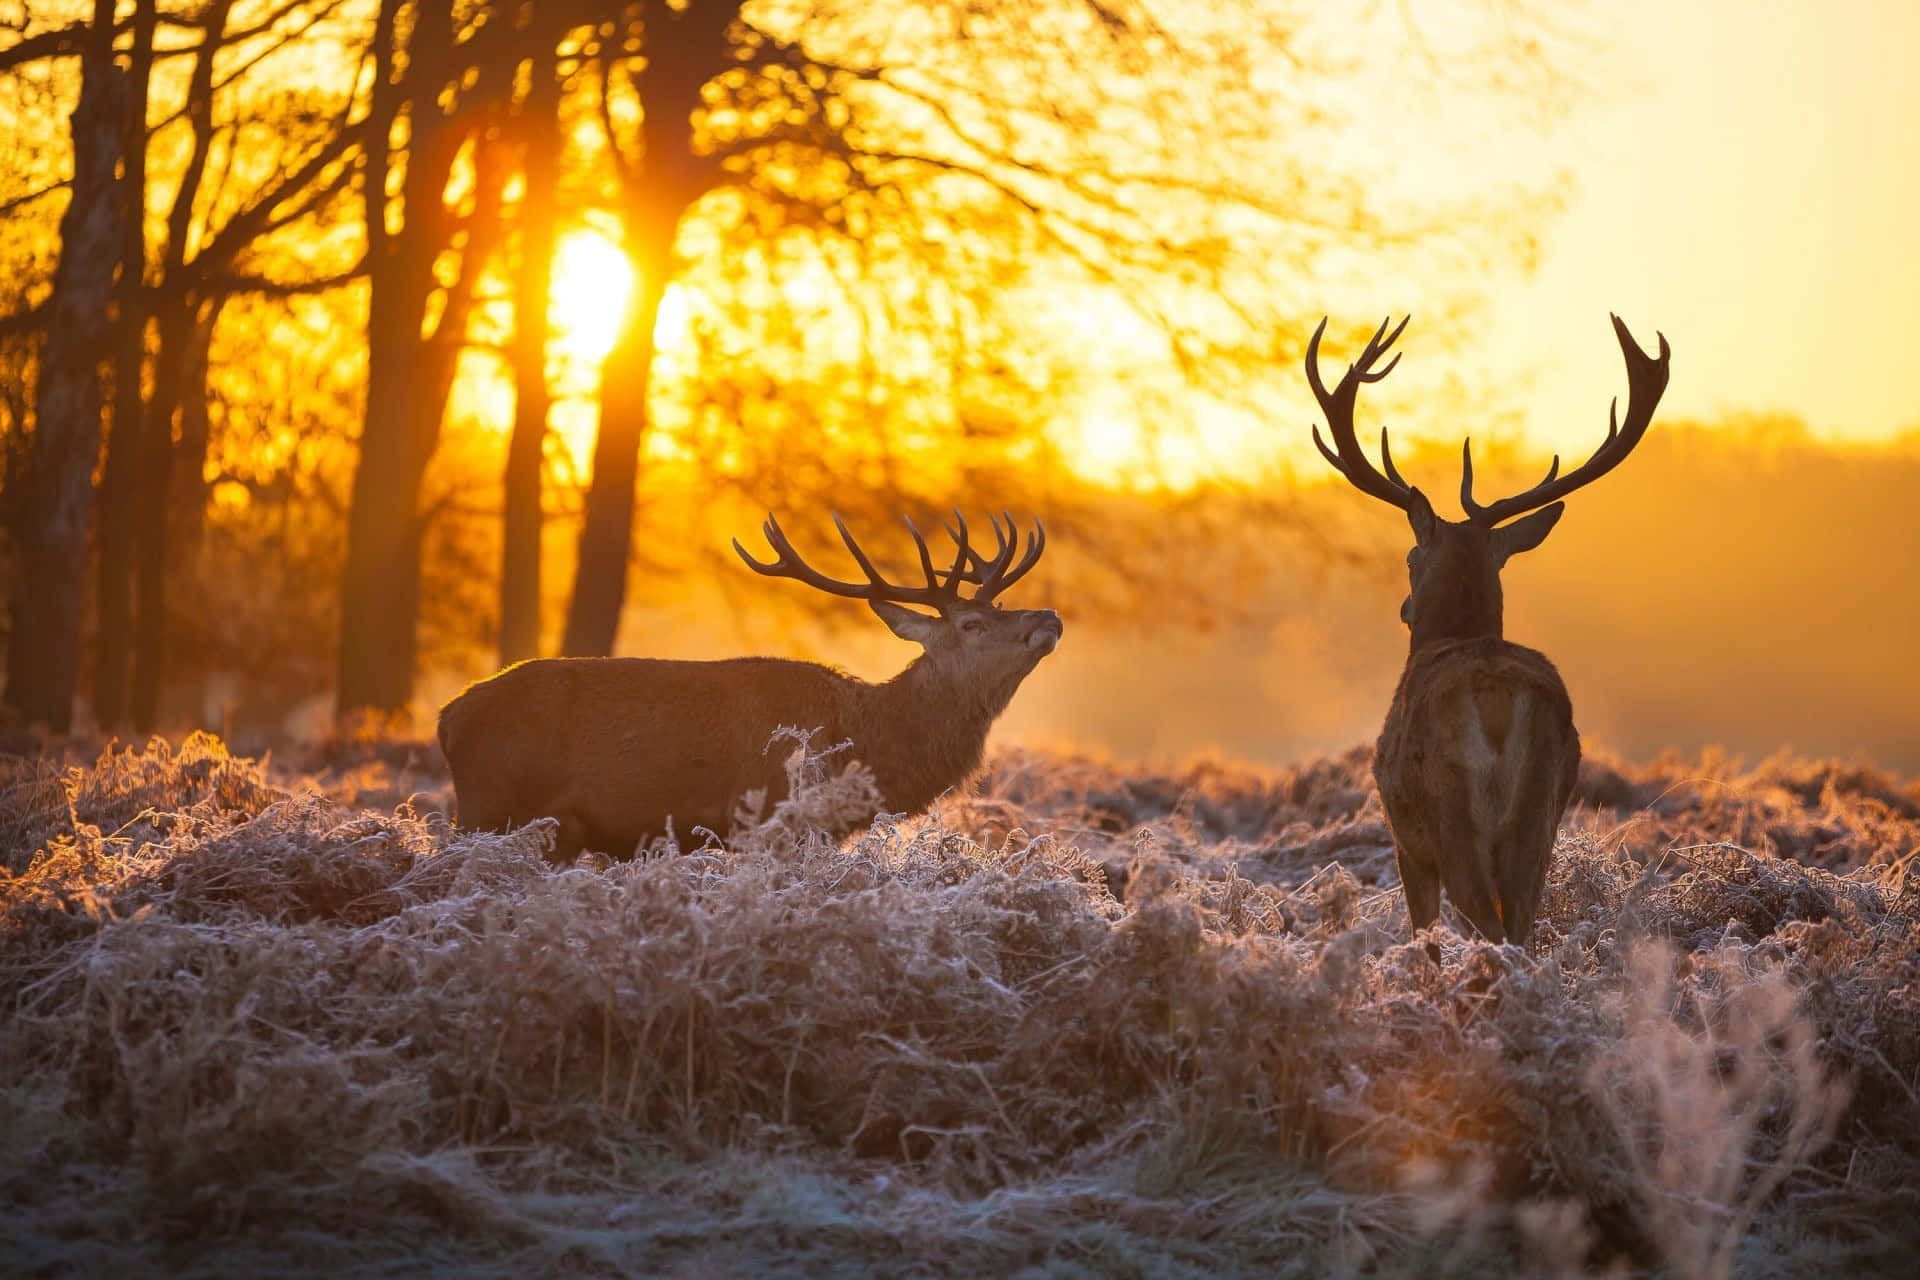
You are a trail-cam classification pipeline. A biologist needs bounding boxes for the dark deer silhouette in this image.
[439,512,1061,861]
[1306,314,1671,945]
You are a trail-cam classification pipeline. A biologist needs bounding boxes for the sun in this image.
[549,229,635,366]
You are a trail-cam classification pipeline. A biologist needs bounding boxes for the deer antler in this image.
[1460,314,1671,525]
[944,510,1046,602]
[1306,316,1415,510]
[733,511,1044,610]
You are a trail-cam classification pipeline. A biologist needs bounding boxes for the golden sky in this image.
[438,0,1920,490]
[1476,0,1920,448]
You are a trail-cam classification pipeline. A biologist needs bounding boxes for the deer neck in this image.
[851,652,1016,814]
[1408,571,1505,653]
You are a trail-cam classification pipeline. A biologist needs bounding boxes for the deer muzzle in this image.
[1025,610,1063,654]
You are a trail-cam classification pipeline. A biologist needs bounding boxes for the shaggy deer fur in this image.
[439,513,1060,861]
[1305,314,1670,944]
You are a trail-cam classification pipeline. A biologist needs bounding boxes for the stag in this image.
[438,512,1061,861]
[1306,314,1671,946]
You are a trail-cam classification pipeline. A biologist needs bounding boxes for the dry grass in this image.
[2,733,1915,1277]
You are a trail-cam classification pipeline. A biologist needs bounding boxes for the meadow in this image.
[2,730,1916,1277]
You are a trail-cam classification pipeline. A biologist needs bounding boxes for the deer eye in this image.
[959,615,987,634]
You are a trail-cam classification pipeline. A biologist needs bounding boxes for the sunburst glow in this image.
[550,230,635,366]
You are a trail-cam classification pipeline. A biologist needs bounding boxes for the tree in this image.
[126,0,237,731]
[93,0,156,728]
[559,0,743,656]
[498,48,563,667]
[85,0,367,730]
[2,0,124,731]
[0,0,1564,723]
[336,0,519,713]
[552,0,1568,657]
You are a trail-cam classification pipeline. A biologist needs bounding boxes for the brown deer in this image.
[1306,314,1670,946]
[438,512,1061,861]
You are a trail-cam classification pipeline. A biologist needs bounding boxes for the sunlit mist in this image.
[550,230,634,366]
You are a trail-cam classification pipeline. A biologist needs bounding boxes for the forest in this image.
[3,0,1918,1275]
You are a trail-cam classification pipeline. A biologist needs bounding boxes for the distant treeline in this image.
[995,418,1920,772]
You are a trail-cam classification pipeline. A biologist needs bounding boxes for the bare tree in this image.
[93,0,157,728]
[560,0,742,657]
[3,0,124,731]
[81,0,366,730]
[336,0,518,713]
[0,0,1572,724]
[499,48,563,667]
[552,0,1571,657]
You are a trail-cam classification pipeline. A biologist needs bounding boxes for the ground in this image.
[2,731,1917,1277]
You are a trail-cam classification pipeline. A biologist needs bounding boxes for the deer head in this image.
[1306,314,1671,647]
[733,510,1062,696]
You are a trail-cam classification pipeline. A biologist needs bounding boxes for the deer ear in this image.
[1406,488,1439,546]
[1491,503,1565,564]
[870,600,945,646]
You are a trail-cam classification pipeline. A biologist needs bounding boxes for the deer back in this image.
[1374,637,1580,943]
[439,655,867,856]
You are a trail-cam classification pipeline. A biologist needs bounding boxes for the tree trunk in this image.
[2,4,126,732]
[337,275,445,715]
[94,0,157,729]
[122,0,227,732]
[336,0,467,716]
[561,268,665,657]
[129,297,216,731]
[343,119,507,712]
[499,59,560,668]
[126,299,186,733]
[560,0,737,657]
[168,300,219,581]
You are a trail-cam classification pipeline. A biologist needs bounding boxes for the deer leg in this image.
[450,786,507,835]
[1448,893,1506,943]
[1492,811,1556,946]
[1491,724,1578,946]
[1396,841,1442,936]
[1494,810,1567,946]
[1496,851,1541,944]
[1442,815,1508,945]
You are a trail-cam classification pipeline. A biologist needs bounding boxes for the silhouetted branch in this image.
[0,302,45,337]
[193,264,365,297]
[0,179,65,218]
[0,23,88,69]
[192,117,365,271]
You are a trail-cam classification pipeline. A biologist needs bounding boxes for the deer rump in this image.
[439,656,867,859]
[1373,638,1579,945]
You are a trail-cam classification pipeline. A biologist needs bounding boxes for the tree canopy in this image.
[0,0,1580,730]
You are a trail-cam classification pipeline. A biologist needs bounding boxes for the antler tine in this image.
[1303,316,1334,404]
[1379,427,1409,489]
[1461,314,1671,525]
[1304,315,1416,511]
[1355,314,1409,382]
[740,508,1049,608]
[1460,438,1565,516]
[901,514,940,586]
[943,508,1014,584]
[831,511,894,586]
[981,511,1020,579]
[733,511,963,607]
[975,514,1052,602]
[732,513,874,599]
[941,507,976,587]
[975,515,1046,601]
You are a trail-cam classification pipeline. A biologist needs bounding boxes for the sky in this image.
[1475,0,1920,450]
